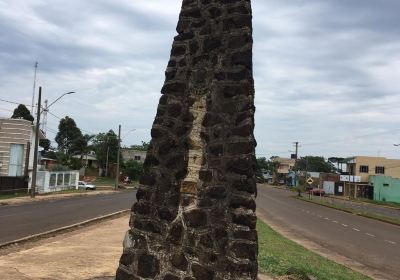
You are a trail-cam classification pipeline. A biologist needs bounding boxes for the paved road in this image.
[0,191,135,244]
[257,186,400,280]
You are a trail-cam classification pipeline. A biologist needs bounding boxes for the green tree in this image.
[39,139,51,152]
[295,156,337,173]
[256,157,269,178]
[91,130,120,169]
[256,157,280,182]
[55,116,84,155]
[124,160,143,180]
[11,104,34,122]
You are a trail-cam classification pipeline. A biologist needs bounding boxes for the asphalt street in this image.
[0,190,135,244]
[315,195,400,220]
[256,186,400,280]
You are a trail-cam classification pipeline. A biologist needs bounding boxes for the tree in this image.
[55,116,84,155]
[91,130,119,169]
[39,139,51,152]
[256,157,280,182]
[130,141,150,151]
[124,160,143,181]
[295,156,337,173]
[11,104,34,122]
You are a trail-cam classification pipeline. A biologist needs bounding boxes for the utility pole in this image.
[31,62,38,115]
[293,141,299,188]
[105,145,110,177]
[115,125,121,190]
[31,87,42,198]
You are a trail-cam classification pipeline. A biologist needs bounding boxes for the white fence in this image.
[29,171,79,194]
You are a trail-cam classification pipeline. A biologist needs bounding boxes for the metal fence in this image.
[0,176,28,194]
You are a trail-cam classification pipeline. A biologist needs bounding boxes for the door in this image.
[9,144,24,176]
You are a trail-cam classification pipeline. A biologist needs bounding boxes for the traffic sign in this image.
[307,177,314,185]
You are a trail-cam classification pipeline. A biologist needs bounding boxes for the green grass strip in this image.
[296,197,400,226]
[257,219,371,280]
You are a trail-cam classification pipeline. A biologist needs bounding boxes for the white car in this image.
[78,181,96,190]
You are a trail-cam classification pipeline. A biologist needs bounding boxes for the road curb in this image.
[295,196,400,227]
[0,209,130,250]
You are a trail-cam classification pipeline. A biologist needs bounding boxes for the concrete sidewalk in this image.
[0,215,128,280]
[0,214,273,280]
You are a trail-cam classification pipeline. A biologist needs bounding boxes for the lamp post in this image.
[31,87,42,198]
[31,89,74,198]
[41,91,74,135]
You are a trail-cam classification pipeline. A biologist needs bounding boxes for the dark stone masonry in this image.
[116,0,257,279]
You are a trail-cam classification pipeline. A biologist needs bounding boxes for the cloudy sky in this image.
[1,0,399,159]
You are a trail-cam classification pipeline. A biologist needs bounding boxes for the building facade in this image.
[0,118,32,176]
[121,148,147,163]
[347,156,400,182]
[370,175,400,203]
[343,156,400,199]
[274,157,296,174]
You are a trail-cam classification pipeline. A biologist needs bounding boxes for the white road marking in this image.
[318,215,322,218]
[366,233,376,238]
[324,217,330,220]
[384,240,396,245]
[332,220,338,223]
[353,228,360,232]
[342,224,348,227]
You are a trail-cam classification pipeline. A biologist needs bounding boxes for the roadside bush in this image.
[124,160,143,181]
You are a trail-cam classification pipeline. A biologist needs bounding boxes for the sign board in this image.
[340,175,361,182]
[307,177,314,185]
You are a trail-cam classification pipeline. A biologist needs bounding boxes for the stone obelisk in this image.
[116,0,257,279]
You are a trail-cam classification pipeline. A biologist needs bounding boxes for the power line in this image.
[0,98,32,107]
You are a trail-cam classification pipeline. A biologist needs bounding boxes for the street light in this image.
[41,91,75,135]
[31,88,74,198]
[47,91,75,110]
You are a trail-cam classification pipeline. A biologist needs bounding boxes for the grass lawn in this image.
[257,219,371,280]
[93,177,138,188]
[0,193,28,200]
[93,177,116,186]
[358,198,400,209]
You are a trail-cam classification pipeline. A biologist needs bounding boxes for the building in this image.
[319,173,340,195]
[347,156,400,181]
[0,118,45,177]
[121,148,147,163]
[369,176,400,203]
[72,153,99,168]
[344,156,400,199]
[274,157,295,174]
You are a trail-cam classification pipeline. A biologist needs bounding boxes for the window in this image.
[134,156,141,161]
[9,144,24,176]
[359,165,369,173]
[375,166,385,174]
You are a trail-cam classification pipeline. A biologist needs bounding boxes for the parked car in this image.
[78,181,96,190]
[308,188,325,196]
